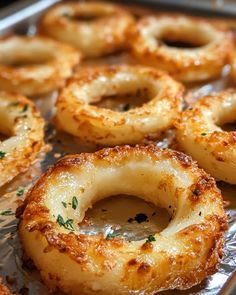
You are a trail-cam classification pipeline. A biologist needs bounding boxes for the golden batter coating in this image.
[19,145,227,294]
[0,36,80,96]
[129,14,233,82]
[40,1,134,58]
[175,89,236,184]
[55,65,184,146]
[0,278,12,295]
[0,92,44,187]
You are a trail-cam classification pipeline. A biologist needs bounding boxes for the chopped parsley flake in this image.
[61,201,67,208]
[72,196,78,210]
[0,209,14,216]
[201,132,207,136]
[0,151,6,159]
[21,104,29,113]
[17,186,24,196]
[105,232,120,240]
[146,235,156,243]
[56,214,74,231]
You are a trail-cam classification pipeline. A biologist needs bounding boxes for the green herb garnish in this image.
[201,132,207,136]
[21,104,29,113]
[0,151,6,159]
[62,201,67,208]
[56,214,74,231]
[72,196,78,210]
[105,232,120,240]
[64,219,74,231]
[146,235,156,243]
[17,186,24,196]
[0,209,14,216]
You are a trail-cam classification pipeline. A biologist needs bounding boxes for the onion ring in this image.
[129,15,233,82]
[0,92,44,187]
[19,145,227,294]
[0,36,80,96]
[55,65,184,146]
[40,2,134,58]
[175,89,236,184]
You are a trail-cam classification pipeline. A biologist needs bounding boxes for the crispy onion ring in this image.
[129,15,233,82]
[175,89,236,184]
[55,65,184,146]
[19,145,227,294]
[0,36,80,96]
[40,2,134,58]
[0,92,44,187]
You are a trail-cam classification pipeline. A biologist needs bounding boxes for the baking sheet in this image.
[0,1,236,294]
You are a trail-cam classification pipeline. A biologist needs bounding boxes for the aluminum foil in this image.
[0,3,236,294]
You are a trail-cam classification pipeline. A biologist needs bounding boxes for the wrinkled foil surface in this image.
[0,4,236,294]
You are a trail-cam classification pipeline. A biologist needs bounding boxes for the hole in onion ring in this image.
[220,122,236,132]
[63,13,103,22]
[78,195,170,241]
[214,106,236,131]
[1,54,53,68]
[90,88,152,112]
[161,38,206,49]
[0,107,15,140]
[0,133,9,141]
[157,27,211,49]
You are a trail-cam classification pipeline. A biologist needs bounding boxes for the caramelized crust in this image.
[19,145,227,294]
[0,36,80,96]
[40,1,134,58]
[0,92,44,187]
[55,65,184,146]
[0,278,12,295]
[175,89,236,184]
[129,15,233,82]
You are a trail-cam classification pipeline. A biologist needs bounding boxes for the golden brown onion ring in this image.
[175,89,236,184]
[55,65,184,146]
[129,15,233,82]
[0,36,80,96]
[40,1,134,58]
[19,145,227,294]
[0,92,44,187]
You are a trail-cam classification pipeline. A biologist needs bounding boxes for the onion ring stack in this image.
[175,89,236,184]
[0,92,44,187]
[19,145,227,294]
[129,15,233,82]
[40,2,134,58]
[55,65,184,146]
[0,36,80,96]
